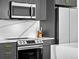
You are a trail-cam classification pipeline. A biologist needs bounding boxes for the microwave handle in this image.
[31,5,36,18]
[31,7,33,17]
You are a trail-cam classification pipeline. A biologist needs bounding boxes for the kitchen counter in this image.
[0,38,17,43]
[0,37,54,43]
[30,37,54,40]
[0,40,17,43]
[33,37,55,45]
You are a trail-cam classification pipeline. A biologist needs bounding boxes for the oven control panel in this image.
[17,39,43,45]
[35,40,43,44]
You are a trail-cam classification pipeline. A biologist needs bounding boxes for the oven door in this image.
[10,1,32,19]
[18,45,43,59]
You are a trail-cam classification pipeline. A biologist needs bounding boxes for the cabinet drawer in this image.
[0,53,16,59]
[0,42,17,59]
[4,55,16,59]
[0,42,17,54]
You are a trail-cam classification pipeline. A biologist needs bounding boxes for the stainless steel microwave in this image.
[10,1,36,19]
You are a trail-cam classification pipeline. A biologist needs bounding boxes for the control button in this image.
[21,41,24,45]
[18,40,22,45]
[35,40,43,44]
[40,40,43,43]
[18,41,20,45]
[24,40,27,44]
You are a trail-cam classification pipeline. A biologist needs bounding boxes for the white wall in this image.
[0,20,40,39]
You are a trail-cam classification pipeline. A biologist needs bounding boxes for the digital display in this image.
[27,40,35,44]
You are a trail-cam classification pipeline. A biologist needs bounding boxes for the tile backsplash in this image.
[0,20,40,39]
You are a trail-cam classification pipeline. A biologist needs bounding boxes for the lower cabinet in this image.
[0,42,17,59]
[43,39,55,59]
[43,45,50,59]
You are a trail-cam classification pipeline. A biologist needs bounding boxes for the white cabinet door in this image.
[70,8,78,43]
[59,7,70,44]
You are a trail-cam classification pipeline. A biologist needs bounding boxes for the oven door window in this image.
[18,49,42,59]
[11,6,31,18]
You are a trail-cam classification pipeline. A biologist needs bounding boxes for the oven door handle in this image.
[18,45,43,50]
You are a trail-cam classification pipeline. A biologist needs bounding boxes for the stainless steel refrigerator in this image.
[55,7,78,44]
[51,7,78,59]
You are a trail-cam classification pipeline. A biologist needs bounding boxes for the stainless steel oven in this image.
[17,39,43,59]
[9,1,36,19]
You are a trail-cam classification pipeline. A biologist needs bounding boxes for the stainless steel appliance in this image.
[55,7,78,44]
[51,7,78,59]
[10,1,36,19]
[17,39,43,59]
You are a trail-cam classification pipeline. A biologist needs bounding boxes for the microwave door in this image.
[11,7,31,19]
[31,4,36,19]
[10,2,32,19]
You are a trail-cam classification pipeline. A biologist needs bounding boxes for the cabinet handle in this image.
[8,10,10,17]
[31,6,33,17]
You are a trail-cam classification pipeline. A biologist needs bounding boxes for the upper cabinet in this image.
[0,0,46,20]
[0,0,10,19]
[36,0,46,20]
[55,0,77,7]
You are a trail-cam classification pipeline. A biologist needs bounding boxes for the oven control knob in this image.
[18,40,22,45]
[35,40,43,44]
[17,41,21,45]
[22,41,25,45]
[24,40,27,44]
[38,40,43,43]
[21,41,24,45]
[38,40,40,43]
[40,40,43,43]
[35,40,38,44]
[22,40,26,45]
